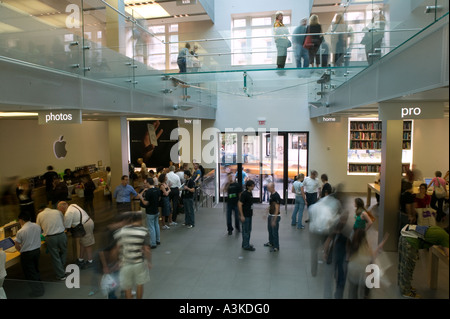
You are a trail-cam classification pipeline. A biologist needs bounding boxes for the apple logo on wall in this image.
[53,136,68,159]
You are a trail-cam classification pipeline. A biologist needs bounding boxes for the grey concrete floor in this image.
[2,194,448,300]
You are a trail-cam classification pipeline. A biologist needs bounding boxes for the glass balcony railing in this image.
[0,0,448,109]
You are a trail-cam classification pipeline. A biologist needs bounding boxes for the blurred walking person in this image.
[114,212,151,299]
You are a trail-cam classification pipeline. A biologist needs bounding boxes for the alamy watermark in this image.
[65,264,80,289]
[170,120,279,165]
[365,264,381,289]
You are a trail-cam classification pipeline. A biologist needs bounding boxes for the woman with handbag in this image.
[427,171,448,222]
[273,11,291,69]
[304,14,323,67]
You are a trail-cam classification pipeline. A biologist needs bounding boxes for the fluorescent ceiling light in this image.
[125,2,171,19]
[127,117,173,121]
[2,1,66,28]
[0,112,39,117]
[2,0,58,16]
[0,22,23,34]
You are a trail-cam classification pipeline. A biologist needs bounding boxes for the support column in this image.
[378,119,403,252]
[105,0,126,54]
[108,117,129,193]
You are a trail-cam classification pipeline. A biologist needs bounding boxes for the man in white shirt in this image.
[167,165,182,224]
[57,202,95,269]
[303,170,321,207]
[14,212,45,297]
[36,206,67,280]
[176,163,188,184]
[303,170,321,223]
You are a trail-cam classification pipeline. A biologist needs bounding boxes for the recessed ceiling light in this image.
[0,112,39,117]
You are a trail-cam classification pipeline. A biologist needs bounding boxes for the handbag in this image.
[100,273,118,296]
[303,35,314,49]
[366,209,376,222]
[286,39,292,48]
[70,206,86,238]
[434,179,446,199]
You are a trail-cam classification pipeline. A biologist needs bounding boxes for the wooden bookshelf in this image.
[348,119,413,175]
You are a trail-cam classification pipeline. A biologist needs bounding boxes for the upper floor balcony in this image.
[0,0,448,115]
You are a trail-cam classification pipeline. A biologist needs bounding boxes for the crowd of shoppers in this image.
[3,162,448,299]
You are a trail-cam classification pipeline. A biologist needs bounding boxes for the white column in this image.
[108,117,129,192]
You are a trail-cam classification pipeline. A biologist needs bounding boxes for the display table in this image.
[4,239,46,269]
[366,183,380,207]
[366,182,449,207]
[429,245,449,289]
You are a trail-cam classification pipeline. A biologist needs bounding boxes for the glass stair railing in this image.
[0,0,448,112]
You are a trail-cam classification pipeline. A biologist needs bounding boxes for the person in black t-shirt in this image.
[224,173,242,235]
[42,165,59,203]
[264,183,281,252]
[50,176,68,208]
[82,175,96,219]
[183,170,196,228]
[238,180,256,251]
[321,174,332,198]
[400,181,416,232]
[16,178,36,222]
[139,178,161,248]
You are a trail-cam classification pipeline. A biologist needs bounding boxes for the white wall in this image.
[214,0,311,30]
[213,89,376,193]
[412,118,449,178]
[0,119,110,181]
[175,0,312,71]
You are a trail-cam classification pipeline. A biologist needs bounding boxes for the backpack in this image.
[434,178,446,199]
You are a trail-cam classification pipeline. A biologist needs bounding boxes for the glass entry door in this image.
[261,133,285,202]
[287,133,308,201]
[218,131,308,204]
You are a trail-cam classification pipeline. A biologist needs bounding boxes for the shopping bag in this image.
[416,206,436,226]
[100,274,118,296]
[308,195,341,235]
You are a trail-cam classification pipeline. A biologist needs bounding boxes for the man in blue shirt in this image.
[292,18,310,68]
[113,175,141,213]
[235,169,248,186]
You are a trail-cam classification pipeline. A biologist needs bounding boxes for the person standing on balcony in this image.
[361,6,386,64]
[274,11,291,69]
[177,42,191,73]
[305,15,323,68]
[292,18,310,68]
[188,44,201,72]
[330,13,349,67]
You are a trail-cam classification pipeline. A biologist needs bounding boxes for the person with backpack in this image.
[238,180,256,251]
[427,171,448,222]
[224,173,242,235]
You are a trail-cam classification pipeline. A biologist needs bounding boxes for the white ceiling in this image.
[127,0,211,24]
